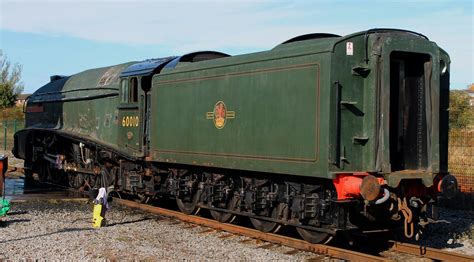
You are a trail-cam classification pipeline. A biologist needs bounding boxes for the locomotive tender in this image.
[13,29,457,243]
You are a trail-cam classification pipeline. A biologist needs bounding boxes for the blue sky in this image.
[0,0,472,93]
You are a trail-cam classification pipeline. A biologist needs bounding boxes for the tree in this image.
[468,83,474,93]
[0,50,24,108]
[449,90,473,129]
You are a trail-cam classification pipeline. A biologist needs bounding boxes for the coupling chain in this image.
[398,197,414,238]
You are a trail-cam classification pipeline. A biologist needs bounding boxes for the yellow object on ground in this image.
[92,187,108,228]
[92,202,105,228]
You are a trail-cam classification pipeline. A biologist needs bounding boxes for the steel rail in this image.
[115,198,389,262]
[389,241,474,262]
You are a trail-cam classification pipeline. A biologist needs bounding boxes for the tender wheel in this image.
[250,203,283,233]
[176,192,201,215]
[209,195,238,223]
[208,175,238,223]
[296,227,333,244]
[176,171,202,215]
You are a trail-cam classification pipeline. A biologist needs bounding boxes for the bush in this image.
[449,90,473,129]
[0,106,25,120]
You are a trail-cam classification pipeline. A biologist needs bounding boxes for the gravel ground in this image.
[0,200,325,261]
[380,207,474,260]
[423,208,474,256]
[0,200,472,261]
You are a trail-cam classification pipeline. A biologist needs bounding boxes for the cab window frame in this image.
[120,78,129,103]
[129,77,139,103]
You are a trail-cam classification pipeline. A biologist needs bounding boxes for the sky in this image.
[0,0,472,94]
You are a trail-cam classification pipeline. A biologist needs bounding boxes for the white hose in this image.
[79,142,91,165]
[374,188,390,205]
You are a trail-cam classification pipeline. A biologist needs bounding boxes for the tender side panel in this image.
[150,54,331,177]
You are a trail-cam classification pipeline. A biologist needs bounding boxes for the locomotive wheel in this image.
[49,169,63,184]
[250,203,283,233]
[296,227,333,244]
[85,174,97,190]
[68,172,85,189]
[38,160,51,182]
[176,192,201,215]
[209,196,238,223]
[37,159,64,184]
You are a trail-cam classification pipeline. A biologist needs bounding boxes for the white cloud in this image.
[1,0,472,87]
[0,1,367,51]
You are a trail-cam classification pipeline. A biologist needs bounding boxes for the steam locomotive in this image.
[13,29,457,243]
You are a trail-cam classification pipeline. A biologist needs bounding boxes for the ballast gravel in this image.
[422,208,474,256]
[0,199,473,260]
[0,200,325,261]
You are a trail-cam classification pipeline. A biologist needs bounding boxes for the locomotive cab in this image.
[117,57,177,157]
[116,52,230,157]
[117,75,145,154]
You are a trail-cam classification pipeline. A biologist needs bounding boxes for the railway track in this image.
[115,198,387,262]
[5,171,473,261]
[115,198,474,262]
[388,241,474,262]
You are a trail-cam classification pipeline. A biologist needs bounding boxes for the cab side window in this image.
[121,79,129,103]
[130,77,138,103]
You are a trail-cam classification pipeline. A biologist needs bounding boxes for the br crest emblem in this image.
[206,101,235,129]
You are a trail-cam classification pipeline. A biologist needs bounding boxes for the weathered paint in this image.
[18,63,134,158]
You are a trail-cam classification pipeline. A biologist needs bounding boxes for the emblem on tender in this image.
[206,101,235,129]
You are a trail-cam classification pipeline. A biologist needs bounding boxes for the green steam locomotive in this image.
[13,29,457,243]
